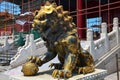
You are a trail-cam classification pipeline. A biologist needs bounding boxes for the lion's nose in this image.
[32,19,40,27]
[33,19,39,24]
[32,20,37,27]
[32,23,35,27]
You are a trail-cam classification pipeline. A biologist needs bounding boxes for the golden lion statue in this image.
[21,1,95,78]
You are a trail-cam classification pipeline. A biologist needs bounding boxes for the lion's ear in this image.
[34,10,39,16]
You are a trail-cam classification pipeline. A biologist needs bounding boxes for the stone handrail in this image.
[86,17,120,61]
[10,34,47,68]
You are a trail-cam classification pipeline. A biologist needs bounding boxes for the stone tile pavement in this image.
[105,71,120,80]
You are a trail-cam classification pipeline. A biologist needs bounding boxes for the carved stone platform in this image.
[9,69,107,80]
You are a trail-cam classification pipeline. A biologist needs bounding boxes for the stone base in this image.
[9,69,107,80]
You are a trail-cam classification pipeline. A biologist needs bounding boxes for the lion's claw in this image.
[52,69,72,78]
[28,56,42,66]
[78,66,95,74]
[49,63,63,69]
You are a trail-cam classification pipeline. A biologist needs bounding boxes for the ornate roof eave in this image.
[0,12,14,22]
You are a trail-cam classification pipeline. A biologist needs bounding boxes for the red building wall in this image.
[0,23,32,35]
[77,0,120,38]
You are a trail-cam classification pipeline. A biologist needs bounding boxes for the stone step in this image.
[0,55,13,58]
[5,53,16,55]
[0,61,9,64]
[0,53,15,56]
[0,53,15,58]
[0,57,11,61]
[1,49,17,53]
[8,50,17,53]
[0,58,12,65]
[0,51,17,55]
[0,61,10,65]
[0,50,17,65]
[0,53,15,55]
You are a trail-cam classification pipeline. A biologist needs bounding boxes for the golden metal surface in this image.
[21,1,95,78]
[21,62,39,76]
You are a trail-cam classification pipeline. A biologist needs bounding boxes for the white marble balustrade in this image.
[86,17,120,61]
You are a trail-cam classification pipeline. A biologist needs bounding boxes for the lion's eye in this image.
[35,11,38,16]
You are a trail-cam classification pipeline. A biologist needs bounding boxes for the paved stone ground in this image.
[0,73,10,80]
[0,65,11,80]
[105,71,120,80]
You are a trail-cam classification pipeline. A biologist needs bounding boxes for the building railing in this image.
[86,17,120,61]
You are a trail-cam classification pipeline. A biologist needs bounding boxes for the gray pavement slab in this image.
[105,71,120,80]
[0,73,10,80]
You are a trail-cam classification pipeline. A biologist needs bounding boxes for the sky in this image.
[87,17,102,32]
[0,1,21,15]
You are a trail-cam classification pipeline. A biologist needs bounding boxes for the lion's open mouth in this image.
[32,19,47,27]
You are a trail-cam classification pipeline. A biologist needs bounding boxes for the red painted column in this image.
[77,0,85,39]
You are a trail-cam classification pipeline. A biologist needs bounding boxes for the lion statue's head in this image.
[32,1,76,33]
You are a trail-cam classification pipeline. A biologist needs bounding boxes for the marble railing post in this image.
[101,23,110,53]
[113,17,120,44]
[86,29,96,60]
[4,36,9,47]
[0,32,3,39]
[24,35,29,47]
[30,34,34,44]
[12,32,15,41]
[3,36,9,51]
[29,34,36,55]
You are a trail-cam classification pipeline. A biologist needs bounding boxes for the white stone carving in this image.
[0,36,14,52]
[10,34,47,68]
[86,17,120,61]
